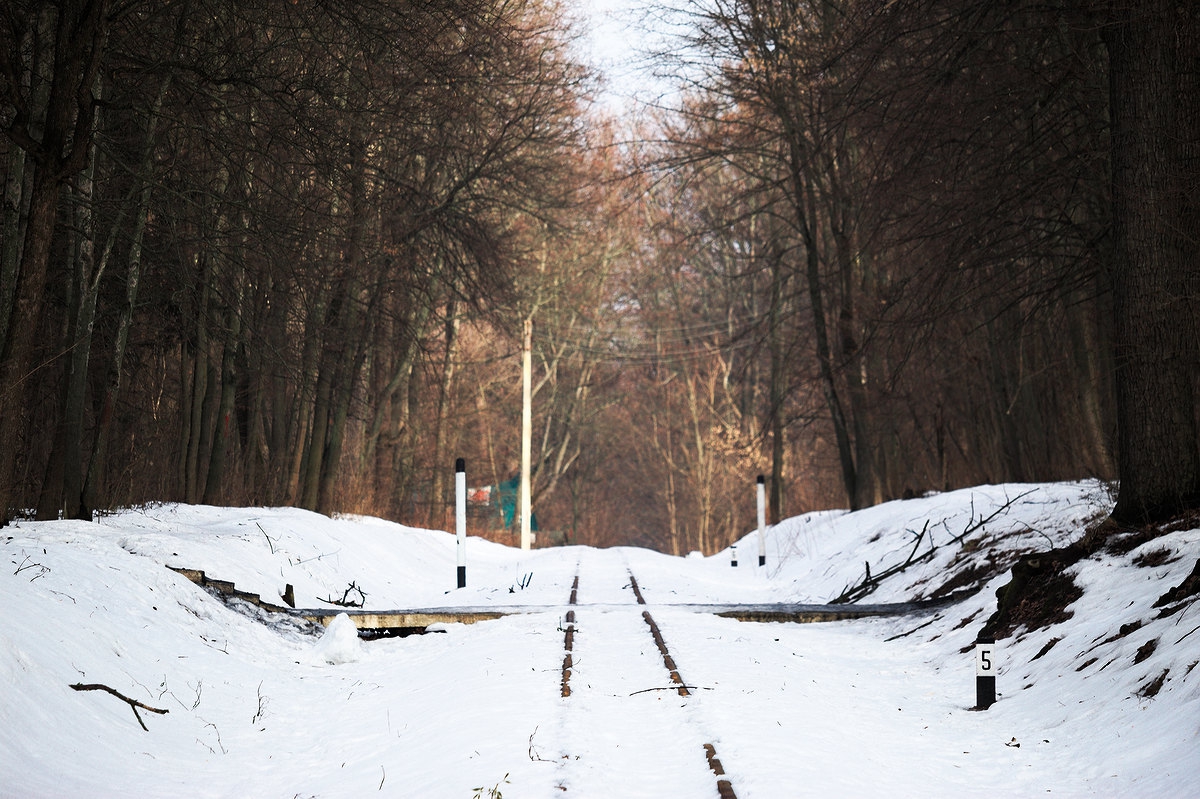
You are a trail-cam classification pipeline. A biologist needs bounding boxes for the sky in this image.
[570,0,684,111]
[3,480,1198,797]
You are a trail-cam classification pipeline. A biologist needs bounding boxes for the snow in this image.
[2,481,1198,798]
[308,614,363,666]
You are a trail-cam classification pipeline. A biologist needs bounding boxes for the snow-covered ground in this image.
[2,481,1198,797]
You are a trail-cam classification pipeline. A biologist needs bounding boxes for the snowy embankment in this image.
[2,481,1197,797]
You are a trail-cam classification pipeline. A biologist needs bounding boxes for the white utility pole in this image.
[520,318,533,550]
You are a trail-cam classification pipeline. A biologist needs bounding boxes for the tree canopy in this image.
[2,0,1195,545]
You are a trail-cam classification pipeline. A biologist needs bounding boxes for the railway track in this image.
[172,555,939,796]
[556,552,738,798]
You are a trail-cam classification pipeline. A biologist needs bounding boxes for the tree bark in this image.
[428,299,459,528]
[35,135,96,521]
[0,0,109,525]
[1104,0,1200,522]
[767,234,787,523]
[183,254,212,504]
[202,295,241,505]
[787,138,858,508]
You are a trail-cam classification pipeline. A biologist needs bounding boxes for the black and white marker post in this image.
[455,457,467,588]
[975,637,996,710]
[756,474,767,567]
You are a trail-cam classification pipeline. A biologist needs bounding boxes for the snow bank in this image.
[1,481,1196,798]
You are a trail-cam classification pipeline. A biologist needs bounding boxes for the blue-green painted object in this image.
[497,475,537,530]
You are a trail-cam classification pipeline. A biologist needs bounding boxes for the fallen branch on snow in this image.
[70,683,169,731]
[628,685,709,696]
[833,489,1040,605]
[950,488,1038,545]
[319,581,367,607]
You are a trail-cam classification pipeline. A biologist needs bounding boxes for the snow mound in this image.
[307,612,363,665]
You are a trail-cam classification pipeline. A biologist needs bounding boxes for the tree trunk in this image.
[787,138,857,508]
[202,299,241,505]
[316,289,370,516]
[362,302,430,471]
[0,133,30,375]
[182,253,211,503]
[36,145,96,521]
[767,238,787,523]
[1104,1,1200,522]
[202,242,243,503]
[75,72,170,517]
[300,349,335,511]
[0,168,64,524]
[0,0,108,526]
[428,300,459,528]
[1067,288,1114,478]
[286,287,326,503]
[317,361,355,515]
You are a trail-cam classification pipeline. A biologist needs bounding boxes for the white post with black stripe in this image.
[975,637,996,709]
[455,457,467,588]
[520,319,533,551]
[756,474,767,567]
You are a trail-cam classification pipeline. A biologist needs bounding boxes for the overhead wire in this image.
[525,316,770,365]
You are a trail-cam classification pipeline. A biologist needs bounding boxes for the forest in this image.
[2,0,1197,553]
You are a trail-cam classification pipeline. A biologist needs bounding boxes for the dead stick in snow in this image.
[629,685,708,696]
[70,683,169,731]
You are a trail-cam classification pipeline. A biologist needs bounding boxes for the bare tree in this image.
[1101,0,1200,522]
[0,0,117,524]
